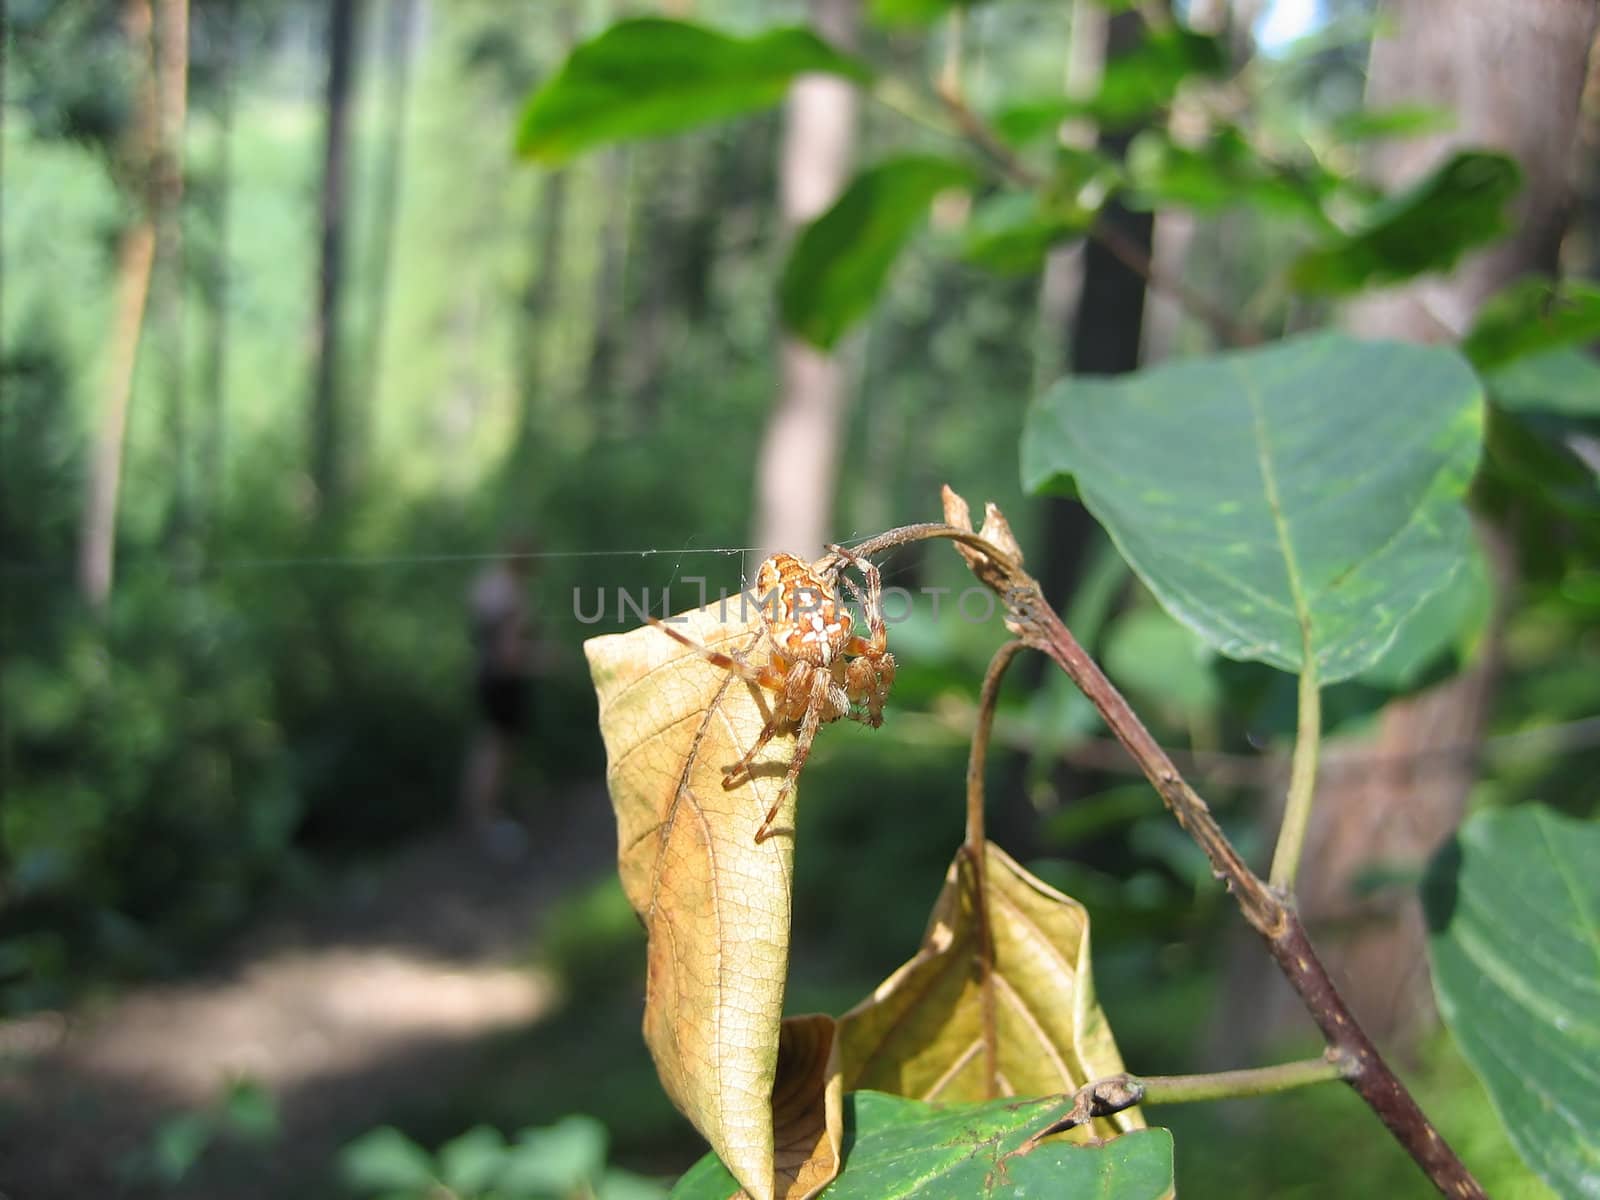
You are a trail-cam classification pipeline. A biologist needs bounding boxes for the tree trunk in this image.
[352,0,416,489]
[309,0,360,519]
[78,0,160,611]
[584,145,632,415]
[199,0,236,540]
[1035,8,1154,620]
[753,0,860,563]
[156,0,190,553]
[1283,0,1598,1048]
[514,0,576,457]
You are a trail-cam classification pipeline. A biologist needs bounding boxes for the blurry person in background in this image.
[461,537,538,859]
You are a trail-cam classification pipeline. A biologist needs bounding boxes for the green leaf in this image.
[1291,151,1522,294]
[599,1167,672,1200]
[1463,277,1600,370]
[1488,349,1600,418]
[339,1127,438,1193]
[868,0,975,25]
[1424,806,1600,1199]
[993,29,1224,138]
[1354,539,1490,691]
[149,1113,216,1185]
[220,1077,280,1144]
[1483,404,1600,521]
[1125,128,1335,228]
[499,1115,610,1194]
[781,155,978,348]
[1090,28,1226,128]
[670,1091,1174,1199]
[1022,333,1483,683]
[516,20,870,164]
[1330,104,1453,143]
[438,1126,508,1196]
[961,192,1094,275]
[992,98,1075,147]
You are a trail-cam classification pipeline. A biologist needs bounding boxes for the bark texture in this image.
[1292,0,1599,1047]
[78,0,160,611]
[309,0,359,517]
[753,0,859,563]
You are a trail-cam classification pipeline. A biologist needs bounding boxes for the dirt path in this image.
[0,785,616,1200]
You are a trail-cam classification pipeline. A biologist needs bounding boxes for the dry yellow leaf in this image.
[585,601,841,1200]
[833,840,1142,1140]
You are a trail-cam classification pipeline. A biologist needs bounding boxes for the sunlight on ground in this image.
[21,949,556,1102]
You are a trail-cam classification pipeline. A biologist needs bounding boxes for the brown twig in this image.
[850,498,1488,1200]
[962,639,1029,1100]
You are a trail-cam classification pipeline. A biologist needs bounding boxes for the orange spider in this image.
[648,544,896,842]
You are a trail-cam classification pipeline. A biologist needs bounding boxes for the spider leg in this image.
[754,670,832,843]
[646,617,784,691]
[720,708,788,789]
[826,543,888,654]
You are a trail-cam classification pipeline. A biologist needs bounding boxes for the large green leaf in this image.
[1022,333,1483,683]
[1291,151,1521,294]
[1424,806,1600,1199]
[781,155,978,348]
[516,20,870,164]
[1353,538,1490,691]
[670,1091,1173,1199]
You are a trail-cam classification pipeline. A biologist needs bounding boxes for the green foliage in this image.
[1354,541,1491,692]
[1022,333,1483,683]
[515,19,869,164]
[1424,806,1600,1199]
[780,155,979,348]
[1079,27,1226,128]
[1124,127,1337,227]
[1486,349,1600,419]
[961,191,1090,275]
[671,1092,1174,1199]
[867,0,977,25]
[1329,104,1453,143]
[1462,277,1600,370]
[341,1116,667,1200]
[1291,151,1522,293]
[118,1078,280,1187]
[1,575,301,1008]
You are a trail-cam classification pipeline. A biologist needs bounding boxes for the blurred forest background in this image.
[2,0,1598,1197]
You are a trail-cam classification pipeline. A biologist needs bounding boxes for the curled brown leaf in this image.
[833,840,1142,1141]
[586,603,841,1200]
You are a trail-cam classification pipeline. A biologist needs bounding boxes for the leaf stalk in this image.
[1269,663,1322,891]
[1135,1054,1347,1104]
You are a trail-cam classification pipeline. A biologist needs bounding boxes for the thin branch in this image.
[966,640,1029,848]
[861,494,1488,1200]
[1270,662,1322,891]
[962,639,1029,1100]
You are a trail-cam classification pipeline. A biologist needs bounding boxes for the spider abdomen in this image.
[753,553,854,667]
